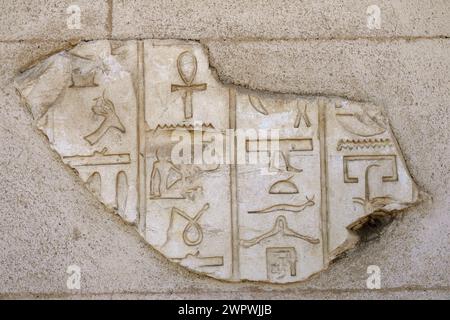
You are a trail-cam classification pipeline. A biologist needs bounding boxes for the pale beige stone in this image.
[112,0,450,40]
[14,40,421,283]
[0,0,109,41]
[15,40,139,223]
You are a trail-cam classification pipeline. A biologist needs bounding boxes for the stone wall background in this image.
[0,0,449,299]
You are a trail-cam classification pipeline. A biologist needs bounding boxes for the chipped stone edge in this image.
[12,39,429,285]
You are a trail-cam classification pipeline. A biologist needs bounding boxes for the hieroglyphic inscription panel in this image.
[143,41,232,279]
[15,40,420,283]
[236,95,323,282]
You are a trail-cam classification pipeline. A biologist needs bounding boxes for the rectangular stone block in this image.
[0,0,109,41]
[112,0,450,39]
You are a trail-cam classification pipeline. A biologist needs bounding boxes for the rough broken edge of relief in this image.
[14,40,424,284]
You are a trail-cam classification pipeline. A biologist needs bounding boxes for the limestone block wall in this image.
[0,0,449,299]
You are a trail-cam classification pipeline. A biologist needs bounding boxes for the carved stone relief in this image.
[15,40,421,283]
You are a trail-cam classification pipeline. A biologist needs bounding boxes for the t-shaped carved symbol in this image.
[171,51,207,119]
[84,92,125,145]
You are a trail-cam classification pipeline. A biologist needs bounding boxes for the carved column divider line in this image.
[228,88,240,280]
[318,99,330,266]
[137,40,147,235]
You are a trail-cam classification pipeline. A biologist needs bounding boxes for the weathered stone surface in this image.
[0,0,109,41]
[14,40,422,283]
[112,0,450,39]
[205,39,450,104]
